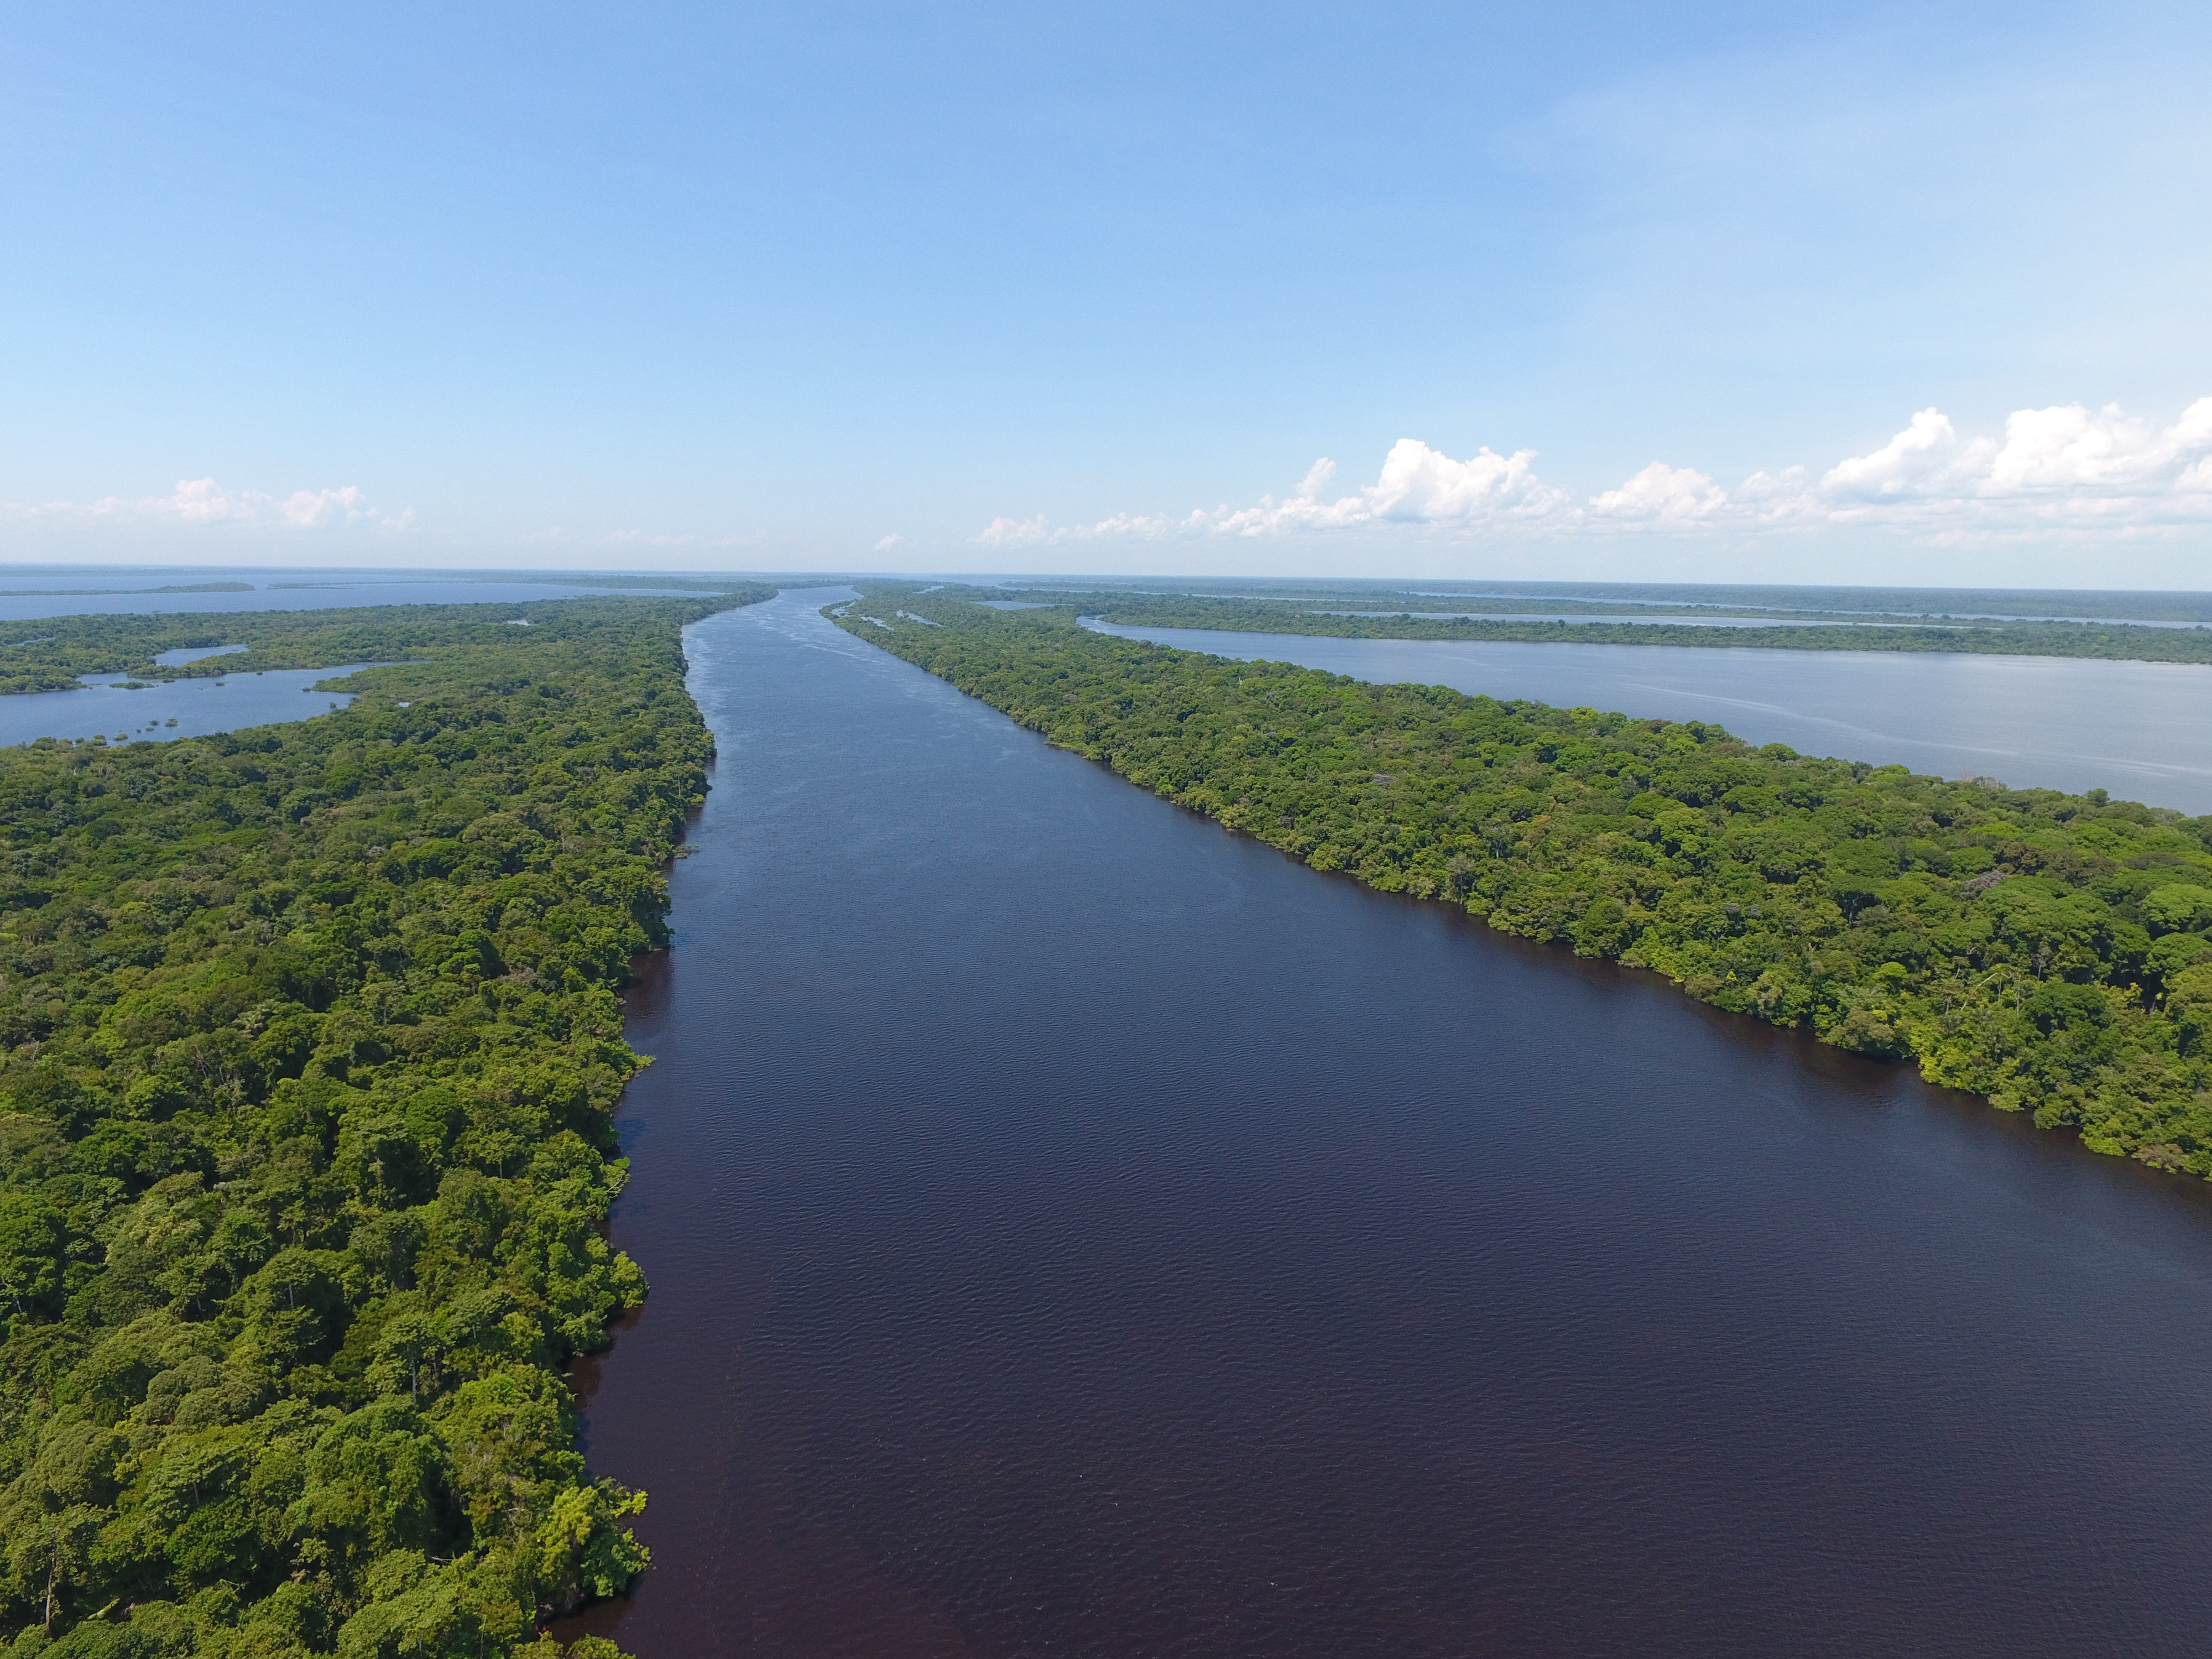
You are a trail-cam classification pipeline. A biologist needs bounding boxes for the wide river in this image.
[567,591,2212,1658]
[1084,620,2212,814]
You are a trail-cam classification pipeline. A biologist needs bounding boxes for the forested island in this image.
[0,602,732,697]
[0,589,768,1657]
[838,589,2212,1172]
[974,585,2212,666]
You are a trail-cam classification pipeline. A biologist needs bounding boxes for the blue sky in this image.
[3,1,2208,583]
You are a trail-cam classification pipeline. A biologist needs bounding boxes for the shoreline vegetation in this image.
[976,584,2212,666]
[836,589,2212,1178]
[0,604,758,700]
[0,589,769,1658]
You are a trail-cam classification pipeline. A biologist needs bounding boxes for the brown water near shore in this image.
[557,589,2212,1657]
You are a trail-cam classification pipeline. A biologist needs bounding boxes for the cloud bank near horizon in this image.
[4,478,408,532]
[979,399,2212,550]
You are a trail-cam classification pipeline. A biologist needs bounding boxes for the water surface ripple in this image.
[568,591,2212,1657]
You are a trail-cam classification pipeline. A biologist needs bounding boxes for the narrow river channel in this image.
[566,588,2212,1657]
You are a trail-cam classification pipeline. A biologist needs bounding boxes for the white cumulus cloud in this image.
[277,486,365,527]
[1589,461,1729,523]
[978,397,2212,548]
[4,477,404,531]
[1819,408,1975,500]
[1804,399,2212,533]
[978,440,1573,546]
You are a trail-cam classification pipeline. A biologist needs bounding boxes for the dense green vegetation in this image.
[0,590,769,1657]
[1003,578,2212,627]
[0,590,760,696]
[980,586,2212,666]
[840,589,2212,1173]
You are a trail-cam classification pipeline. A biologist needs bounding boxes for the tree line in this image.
[0,589,763,697]
[972,586,2212,666]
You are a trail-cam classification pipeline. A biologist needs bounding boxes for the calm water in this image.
[1087,622,2212,813]
[1322,611,1921,627]
[0,664,372,747]
[561,590,2212,1658]
[0,564,712,623]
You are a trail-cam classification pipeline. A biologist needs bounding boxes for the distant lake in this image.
[0,662,374,748]
[1084,622,2212,815]
[0,564,717,623]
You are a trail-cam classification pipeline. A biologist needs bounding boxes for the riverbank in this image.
[561,589,2212,1658]
[0,590,767,1655]
[837,588,2212,1175]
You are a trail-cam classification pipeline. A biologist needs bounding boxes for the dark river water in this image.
[1084,621,2212,814]
[565,590,2212,1658]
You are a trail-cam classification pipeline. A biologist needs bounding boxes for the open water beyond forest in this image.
[0,661,369,747]
[565,591,2212,1658]
[0,565,713,622]
[1084,621,2212,814]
